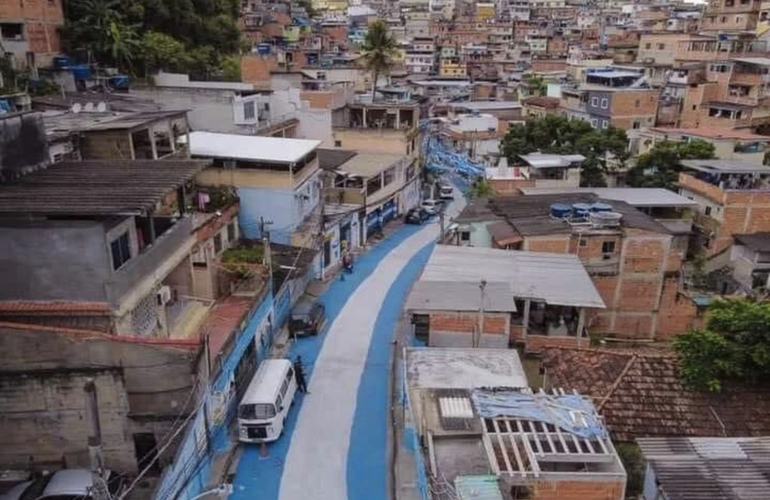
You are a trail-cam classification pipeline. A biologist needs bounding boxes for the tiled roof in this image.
[0,322,199,348]
[541,347,770,441]
[0,301,112,315]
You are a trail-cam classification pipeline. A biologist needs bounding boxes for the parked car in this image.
[438,184,454,200]
[0,470,122,500]
[289,296,326,337]
[420,199,441,216]
[405,208,429,224]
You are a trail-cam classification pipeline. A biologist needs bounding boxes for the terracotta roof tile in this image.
[541,347,770,441]
[0,301,112,315]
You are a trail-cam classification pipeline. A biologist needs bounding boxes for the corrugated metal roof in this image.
[420,246,605,309]
[189,131,320,164]
[454,475,503,500]
[518,187,697,208]
[681,159,770,174]
[638,437,770,500]
[336,152,405,178]
[405,280,516,312]
[0,159,210,216]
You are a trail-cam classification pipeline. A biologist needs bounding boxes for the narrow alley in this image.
[228,190,465,500]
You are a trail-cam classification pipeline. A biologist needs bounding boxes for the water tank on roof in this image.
[550,203,572,219]
[572,203,591,218]
[590,202,613,212]
[589,211,623,227]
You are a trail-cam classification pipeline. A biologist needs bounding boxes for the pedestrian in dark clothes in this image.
[294,356,308,393]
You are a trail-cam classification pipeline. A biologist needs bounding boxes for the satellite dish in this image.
[96,102,107,112]
[71,103,82,114]
[84,102,94,112]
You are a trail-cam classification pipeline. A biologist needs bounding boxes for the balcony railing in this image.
[107,216,194,306]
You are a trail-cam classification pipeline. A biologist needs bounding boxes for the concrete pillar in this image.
[363,107,367,128]
[522,299,531,338]
[577,308,586,338]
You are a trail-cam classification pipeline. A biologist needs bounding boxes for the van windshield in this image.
[238,403,276,420]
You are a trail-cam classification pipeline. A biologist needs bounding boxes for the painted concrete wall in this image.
[0,220,112,301]
[0,325,197,473]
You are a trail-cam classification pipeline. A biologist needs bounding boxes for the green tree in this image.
[466,178,497,199]
[674,298,770,392]
[361,21,397,102]
[527,75,547,97]
[106,21,141,72]
[627,139,716,189]
[501,115,628,187]
[220,55,242,82]
[139,31,189,75]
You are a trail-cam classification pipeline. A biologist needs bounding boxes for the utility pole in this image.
[475,279,487,348]
[439,209,445,242]
[84,379,109,500]
[319,180,326,281]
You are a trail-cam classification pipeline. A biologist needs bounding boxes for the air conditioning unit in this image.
[157,286,172,306]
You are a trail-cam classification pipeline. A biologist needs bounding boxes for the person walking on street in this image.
[294,356,308,393]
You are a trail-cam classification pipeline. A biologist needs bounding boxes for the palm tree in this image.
[360,21,397,103]
[106,21,141,72]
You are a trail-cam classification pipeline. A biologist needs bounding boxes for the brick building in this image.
[454,192,701,339]
[405,245,605,352]
[0,0,63,69]
[404,347,626,500]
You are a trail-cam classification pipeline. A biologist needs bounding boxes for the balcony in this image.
[107,216,195,306]
[730,71,769,86]
[679,172,726,204]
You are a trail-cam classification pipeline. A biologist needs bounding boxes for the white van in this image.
[237,359,297,443]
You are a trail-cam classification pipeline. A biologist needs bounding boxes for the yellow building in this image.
[439,58,467,78]
[476,2,495,20]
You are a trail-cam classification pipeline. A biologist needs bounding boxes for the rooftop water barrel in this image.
[550,203,572,219]
[572,203,592,218]
[70,64,92,81]
[590,202,613,212]
[589,211,623,227]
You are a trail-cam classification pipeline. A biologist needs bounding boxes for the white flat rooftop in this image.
[420,246,605,309]
[519,187,698,207]
[449,101,523,110]
[519,153,585,168]
[188,131,321,164]
[405,347,528,390]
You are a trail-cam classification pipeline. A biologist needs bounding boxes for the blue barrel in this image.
[53,55,71,69]
[70,64,92,81]
[591,203,613,212]
[550,204,572,219]
[572,203,592,218]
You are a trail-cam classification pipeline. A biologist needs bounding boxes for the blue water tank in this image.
[70,64,92,81]
[572,203,592,217]
[257,43,272,54]
[53,55,71,69]
[550,204,572,219]
[591,202,613,212]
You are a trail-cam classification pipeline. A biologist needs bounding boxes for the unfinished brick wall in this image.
[655,277,702,338]
[429,312,508,335]
[524,334,590,353]
[528,478,625,500]
[0,0,63,21]
[525,236,570,253]
[241,55,277,84]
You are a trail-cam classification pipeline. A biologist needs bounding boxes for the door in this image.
[323,239,331,268]
[133,433,160,475]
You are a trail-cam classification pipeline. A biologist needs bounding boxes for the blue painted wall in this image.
[153,291,276,500]
[237,171,321,244]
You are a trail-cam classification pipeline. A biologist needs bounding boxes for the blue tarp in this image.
[471,390,608,440]
[423,134,486,179]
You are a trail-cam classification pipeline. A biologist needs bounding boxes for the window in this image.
[633,121,641,129]
[705,206,712,216]
[110,232,131,270]
[657,43,665,50]
[645,43,651,49]
[602,120,609,129]
[383,167,395,186]
[334,140,342,147]
[214,233,223,254]
[634,99,641,108]
[602,240,616,254]
[736,16,742,23]
[600,98,608,109]
[461,231,471,242]
[244,101,256,121]
[227,222,236,242]
[591,118,598,127]
[579,238,588,247]
[591,96,599,106]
